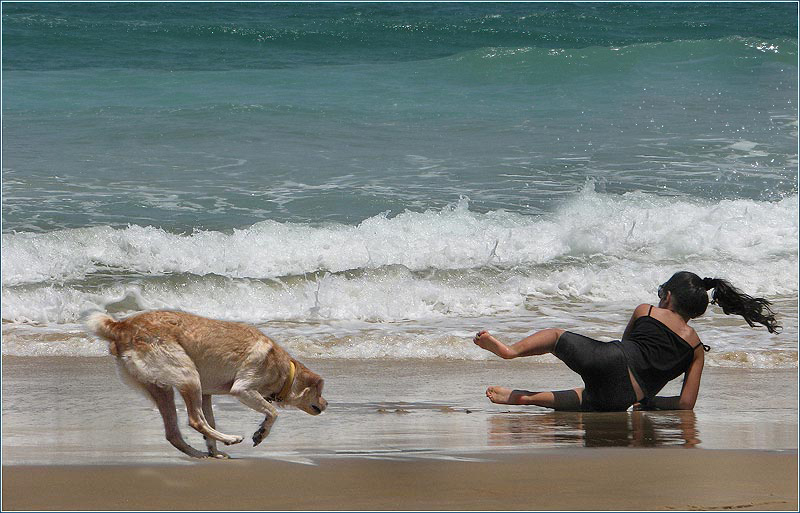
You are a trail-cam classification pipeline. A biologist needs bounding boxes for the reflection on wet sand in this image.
[489,410,699,448]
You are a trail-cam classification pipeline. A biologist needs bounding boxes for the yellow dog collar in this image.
[272,360,296,403]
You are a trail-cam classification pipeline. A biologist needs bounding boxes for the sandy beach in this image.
[2,356,797,511]
[4,449,797,511]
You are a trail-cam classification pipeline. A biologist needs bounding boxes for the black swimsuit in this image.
[553,306,709,412]
[619,306,709,401]
[553,331,635,411]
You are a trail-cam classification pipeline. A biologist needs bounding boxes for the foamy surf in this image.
[3,187,796,287]
[2,187,796,366]
[2,313,796,369]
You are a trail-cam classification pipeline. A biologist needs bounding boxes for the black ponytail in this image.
[705,278,782,334]
[660,271,781,334]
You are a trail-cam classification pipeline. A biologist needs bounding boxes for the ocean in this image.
[2,3,797,369]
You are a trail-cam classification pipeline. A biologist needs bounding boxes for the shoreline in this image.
[3,449,797,511]
[2,356,797,461]
[3,356,797,510]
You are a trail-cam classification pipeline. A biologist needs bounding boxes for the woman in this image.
[474,271,781,411]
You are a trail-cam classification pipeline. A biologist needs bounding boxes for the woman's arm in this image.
[622,304,651,340]
[650,348,705,410]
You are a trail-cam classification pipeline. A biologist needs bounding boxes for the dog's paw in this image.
[208,451,231,459]
[223,435,244,446]
[252,426,270,447]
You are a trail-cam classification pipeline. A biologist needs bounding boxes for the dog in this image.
[87,310,327,459]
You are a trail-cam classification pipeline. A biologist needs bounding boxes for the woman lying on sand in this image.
[474,271,780,412]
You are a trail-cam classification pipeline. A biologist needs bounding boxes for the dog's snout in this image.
[310,398,328,415]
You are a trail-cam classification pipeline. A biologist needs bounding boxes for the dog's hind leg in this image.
[144,383,207,459]
[229,385,279,447]
[178,382,244,446]
[201,394,230,459]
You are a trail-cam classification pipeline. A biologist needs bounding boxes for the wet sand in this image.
[3,449,798,511]
[2,356,797,510]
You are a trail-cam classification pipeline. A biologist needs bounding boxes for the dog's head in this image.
[287,361,327,415]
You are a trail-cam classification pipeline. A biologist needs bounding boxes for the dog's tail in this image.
[87,311,128,355]
[87,311,119,339]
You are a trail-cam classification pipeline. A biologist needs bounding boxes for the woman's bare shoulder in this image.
[686,326,703,348]
[650,307,701,345]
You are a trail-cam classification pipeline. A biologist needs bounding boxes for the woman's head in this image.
[658,271,781,333]
[658,271,709,319]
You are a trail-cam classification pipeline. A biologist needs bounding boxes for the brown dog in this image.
[88,310,327,458]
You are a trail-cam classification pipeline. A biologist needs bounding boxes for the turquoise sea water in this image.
[2,3,797,367]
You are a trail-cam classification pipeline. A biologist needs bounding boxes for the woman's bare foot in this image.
[473,331,513,359]
[486,386,515,404]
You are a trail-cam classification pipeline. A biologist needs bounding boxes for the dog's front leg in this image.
[230,388,279,447]
[252,413,277,447]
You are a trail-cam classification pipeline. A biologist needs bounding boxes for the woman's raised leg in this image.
[474,328,564,359]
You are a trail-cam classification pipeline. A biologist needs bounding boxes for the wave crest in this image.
[3,188,797,290]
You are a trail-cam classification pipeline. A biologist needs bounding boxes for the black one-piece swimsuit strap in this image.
[647,305,710,352]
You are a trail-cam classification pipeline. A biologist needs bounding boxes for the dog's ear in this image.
[303,376,324,396]
[305,374,323,390]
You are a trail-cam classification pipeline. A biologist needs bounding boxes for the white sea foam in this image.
[2,267,796,365]
[2,188,797,365]
[3,313,795,368]
[2,255,796,327]
[3,187,797,290]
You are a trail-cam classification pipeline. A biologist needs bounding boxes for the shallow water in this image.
[2,357,795,466]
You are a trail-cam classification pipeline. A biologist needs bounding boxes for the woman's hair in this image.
[659,271,781,334]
